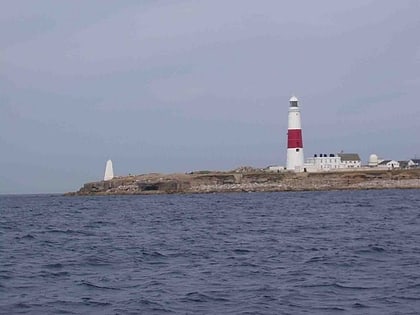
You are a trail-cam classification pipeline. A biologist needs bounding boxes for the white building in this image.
[305,154,342,172]
[398,160,411,169]
[304,153,361,172]
[377,160,400,170]
[337,153,362,168]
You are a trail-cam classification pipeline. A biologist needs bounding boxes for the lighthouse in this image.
[286,96,304,171]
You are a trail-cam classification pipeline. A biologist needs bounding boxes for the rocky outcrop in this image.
[67,169,420,196]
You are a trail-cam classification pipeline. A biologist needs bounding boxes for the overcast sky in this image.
[1,1,419,194]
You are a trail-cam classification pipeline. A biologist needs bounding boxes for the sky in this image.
[1,0,420,194]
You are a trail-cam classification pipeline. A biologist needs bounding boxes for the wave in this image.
[78,280,120,291]
[181,291,229,303]
[300,282,377,290]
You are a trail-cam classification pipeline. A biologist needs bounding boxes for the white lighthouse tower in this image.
[286,96,304,171]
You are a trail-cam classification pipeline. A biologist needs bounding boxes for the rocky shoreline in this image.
[67,168,420,196]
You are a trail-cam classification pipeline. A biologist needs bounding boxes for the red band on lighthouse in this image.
[287,129,303,148]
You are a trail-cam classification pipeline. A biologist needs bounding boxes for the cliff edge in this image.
[67,168,420,195]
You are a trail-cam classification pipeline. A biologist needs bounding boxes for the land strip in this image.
[67,168,420,195]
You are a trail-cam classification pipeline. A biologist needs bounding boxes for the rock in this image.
[68,169,420,196]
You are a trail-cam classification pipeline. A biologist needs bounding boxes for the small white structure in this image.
[266,165,285,172]
[286,96,305,172]
[377,160,400,170]
[104,159,114,181]
[368,154,379,167]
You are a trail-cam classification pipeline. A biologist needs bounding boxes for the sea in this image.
[1,189,420,314]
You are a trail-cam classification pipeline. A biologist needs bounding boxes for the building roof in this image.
[378,160,394,165]
[337,153,361,161]
[410,159,420,164]
[289,96,298,102]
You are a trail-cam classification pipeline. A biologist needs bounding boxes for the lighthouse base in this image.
[286,148,304,172]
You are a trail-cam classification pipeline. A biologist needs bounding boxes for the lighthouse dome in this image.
[289,95,299,107]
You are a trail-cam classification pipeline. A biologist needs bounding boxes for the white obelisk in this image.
[104,160,114,181]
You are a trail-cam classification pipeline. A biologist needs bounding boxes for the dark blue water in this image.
[1,190,420,314]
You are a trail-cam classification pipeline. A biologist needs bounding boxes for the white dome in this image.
[289,96,299,102]
[368,154,378,166]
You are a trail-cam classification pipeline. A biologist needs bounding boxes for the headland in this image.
[67,168,420,196]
